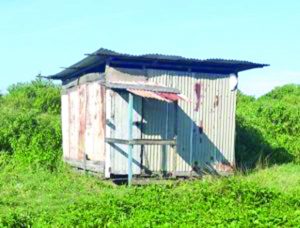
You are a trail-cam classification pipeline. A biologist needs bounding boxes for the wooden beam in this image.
[105,138,176,146]
[105,138,129,144]
[103,82,180,94]
[64,158,105,173]
[130,139,176,145]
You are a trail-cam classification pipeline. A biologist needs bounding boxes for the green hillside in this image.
[0,80,299,227]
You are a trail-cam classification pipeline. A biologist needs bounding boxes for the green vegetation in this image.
[0,164,300,227]
[0,79,61,170]
[0,80,299,226]
[236,84,300,167]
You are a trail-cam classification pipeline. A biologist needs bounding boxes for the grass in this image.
[0,163,300,227]
[243,163,300,194]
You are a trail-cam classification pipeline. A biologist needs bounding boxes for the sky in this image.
[0,0,299,97]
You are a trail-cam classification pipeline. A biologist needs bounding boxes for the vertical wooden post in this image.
[128,93,134,186]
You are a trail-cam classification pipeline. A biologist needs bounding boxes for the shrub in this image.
[236,84,300,168]
[0,79,62,170]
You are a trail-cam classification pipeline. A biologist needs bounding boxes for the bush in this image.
[236,84,300,168]
[0,79,62,170]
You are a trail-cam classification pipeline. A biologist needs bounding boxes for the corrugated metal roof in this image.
[47,48,269,80]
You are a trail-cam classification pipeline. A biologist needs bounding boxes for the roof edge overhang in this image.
[46,48,269,80]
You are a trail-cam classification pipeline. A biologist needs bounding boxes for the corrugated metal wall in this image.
[142,99,176,173]
[62,67,237,175]
[106,90,143,175]
[145,69,237,174]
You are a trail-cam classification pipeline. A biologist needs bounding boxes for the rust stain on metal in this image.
[198,120,203,134]
[127,89,172,102]
[214,95,219,108]
[214,163,234,173]
[156,92,181,102]
[194,82,201,111]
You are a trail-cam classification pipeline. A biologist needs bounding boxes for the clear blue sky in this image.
[1,0,299,96]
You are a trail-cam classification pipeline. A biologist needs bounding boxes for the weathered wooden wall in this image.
[61,77,106,172]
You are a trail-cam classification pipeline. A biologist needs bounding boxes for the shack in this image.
[47,48,268,180]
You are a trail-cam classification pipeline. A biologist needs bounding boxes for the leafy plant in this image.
[0,79,62,170]
[236,84,300,168]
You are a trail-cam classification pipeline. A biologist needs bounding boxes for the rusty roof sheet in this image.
[103,81,180,94]
[127,89,183,103]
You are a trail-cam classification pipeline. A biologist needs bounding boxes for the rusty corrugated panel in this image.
[127,89,171,102]
[156,92,181,102]
[145,69,236,174]
[127,89,182,103]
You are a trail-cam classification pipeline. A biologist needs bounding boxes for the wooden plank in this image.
[105,89,112,178]
[61,93,70,159]
[105,138,176,146]
[106,138,129,145]
[84,82,106,162]
[131,139,176,145]
[64,158,105,173]
[78,84,87,161]
[104,82,180,94]
[69,89,80,159]
[84,83,94,161]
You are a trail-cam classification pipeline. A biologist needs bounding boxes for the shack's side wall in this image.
[61,79,106,173]
[104,66,145,175]
[104,67,236,175]
[105,89,143,175]
[146,69,236,174]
